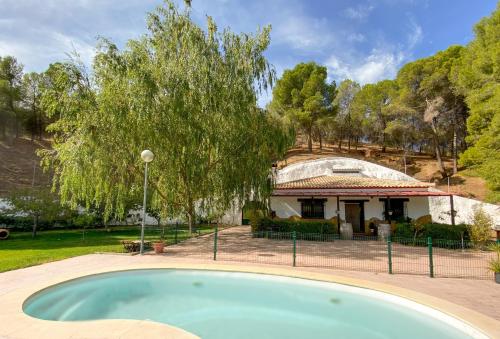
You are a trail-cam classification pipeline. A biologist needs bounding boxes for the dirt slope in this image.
[0,137,51,196]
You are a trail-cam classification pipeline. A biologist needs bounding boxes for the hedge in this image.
[251,217,338,234]
[0,214,102,231]
[393,222,469,241]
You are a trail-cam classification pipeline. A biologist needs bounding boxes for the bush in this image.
[0,212,102,231]
[394,222,468,241]
[468,207,494,248]
[251,217,337,234]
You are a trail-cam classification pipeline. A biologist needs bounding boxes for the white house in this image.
[269,157,500,235]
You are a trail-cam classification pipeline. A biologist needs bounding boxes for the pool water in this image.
[23,269,480,339]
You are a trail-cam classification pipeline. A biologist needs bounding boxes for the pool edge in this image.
[1,261,498,339]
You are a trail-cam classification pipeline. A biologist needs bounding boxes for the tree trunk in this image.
[307,127,313,153]
[319,132,322,150]
[430,119,445,175]
[347,135,351,152]
[452,128,458,175]
[32,215,38,238]
[187,213,193,235]
[187,200,195,235]
[338,128,342,150]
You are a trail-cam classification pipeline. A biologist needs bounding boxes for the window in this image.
[380,198,408,221]
[299,199,326,219]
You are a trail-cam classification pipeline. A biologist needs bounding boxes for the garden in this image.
[0,223,215,273]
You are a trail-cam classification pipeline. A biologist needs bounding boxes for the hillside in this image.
[0,137,494,203]
[0,138,52,196]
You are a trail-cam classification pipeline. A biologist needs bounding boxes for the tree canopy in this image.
[39,1,293,231]
[270,62,336,152]
[452,3,500,202]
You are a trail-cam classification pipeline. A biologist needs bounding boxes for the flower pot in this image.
[153,242,165,254]
[495,272,500,284]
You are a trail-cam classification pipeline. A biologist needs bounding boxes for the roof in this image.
[274,175,433,190]
[272,190,451,197]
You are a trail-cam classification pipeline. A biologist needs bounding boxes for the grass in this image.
[0,225,215,273]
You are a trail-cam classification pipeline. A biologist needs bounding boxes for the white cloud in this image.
[326,50,404,84]
[274,16,334,50]
[407,18,423,49]
[346,32,366,43]
[343,4,375,20]
[325,14,423,85]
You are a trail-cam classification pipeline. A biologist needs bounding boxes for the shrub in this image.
[393,222,414,238]
[72,213,100,228]
[394,222,468,241]
[422,223,468,241]
[252,217,337,234]
[488,243,500,273]
[0,212,102,231]
[468,207,494,248]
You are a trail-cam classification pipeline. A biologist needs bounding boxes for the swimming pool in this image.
[23,269,484,339]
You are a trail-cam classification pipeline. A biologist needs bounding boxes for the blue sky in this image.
[0,0,497,105]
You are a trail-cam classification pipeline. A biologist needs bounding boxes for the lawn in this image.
[0,225,215,273]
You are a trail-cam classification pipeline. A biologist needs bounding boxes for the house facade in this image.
[269,158,453,235]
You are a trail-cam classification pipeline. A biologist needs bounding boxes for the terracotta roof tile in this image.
[275,175,432,189]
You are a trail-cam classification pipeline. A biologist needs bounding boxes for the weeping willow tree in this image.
[39,1,294,232]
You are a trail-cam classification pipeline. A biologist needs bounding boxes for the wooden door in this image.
[345,203,362,232]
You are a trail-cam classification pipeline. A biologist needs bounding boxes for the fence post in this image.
[428,236,434,278]
[213,224,218,261]
[292,231,297,267]
[387,237,393,274]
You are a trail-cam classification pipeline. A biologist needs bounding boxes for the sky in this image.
[0,0,497,106]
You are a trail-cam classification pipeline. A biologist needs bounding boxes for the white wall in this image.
[220,204,243,226]
[407,196,431,220]
[270,197,301,218]
[429,193,500,227]
[271,196,428,222]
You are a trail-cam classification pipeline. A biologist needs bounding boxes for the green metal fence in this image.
[203,228,496,280]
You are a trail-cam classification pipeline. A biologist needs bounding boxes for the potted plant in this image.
[152,234,165,254]
[488,243,500,283]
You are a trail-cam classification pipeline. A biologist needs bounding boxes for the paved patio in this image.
[167,226,495,279]
[1,225,499,338]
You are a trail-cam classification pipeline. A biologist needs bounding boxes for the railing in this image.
[204,227,497,280]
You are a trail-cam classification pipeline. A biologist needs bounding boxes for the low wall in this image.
[429,192,500,227]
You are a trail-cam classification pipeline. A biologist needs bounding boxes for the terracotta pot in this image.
[153,242,165,254]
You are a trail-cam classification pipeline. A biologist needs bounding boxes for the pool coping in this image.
[1,262,498,338]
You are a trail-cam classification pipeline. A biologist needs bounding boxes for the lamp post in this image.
[140,149,154,254]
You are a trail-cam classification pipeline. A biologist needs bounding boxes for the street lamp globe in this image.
[141,150,154,163]
[139,149,154,255]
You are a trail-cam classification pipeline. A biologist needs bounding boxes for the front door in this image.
[345,203,362,233]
